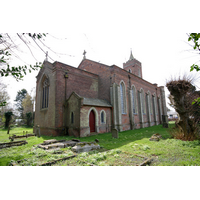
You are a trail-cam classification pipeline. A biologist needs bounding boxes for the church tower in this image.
[123,50,143,78]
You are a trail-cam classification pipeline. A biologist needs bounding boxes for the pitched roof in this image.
[83,97,112,107]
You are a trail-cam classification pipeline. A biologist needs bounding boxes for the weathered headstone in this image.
[36,125,41,137]
[162,115,169,128]
[112,128,118,138]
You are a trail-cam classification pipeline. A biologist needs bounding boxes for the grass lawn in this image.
[1,122,200,166]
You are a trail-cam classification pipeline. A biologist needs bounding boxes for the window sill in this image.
[40,108,48,111]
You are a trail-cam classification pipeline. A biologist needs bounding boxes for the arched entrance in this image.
[89,110,95,132]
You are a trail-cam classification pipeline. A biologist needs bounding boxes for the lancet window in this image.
[42,77,50,109]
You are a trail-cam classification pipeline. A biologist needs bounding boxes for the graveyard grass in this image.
[1,122,200,166]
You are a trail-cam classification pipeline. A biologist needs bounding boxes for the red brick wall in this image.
[79,59,162,131]
[78,60,114,102]
[54,62,99,129]
[35,59,165,137]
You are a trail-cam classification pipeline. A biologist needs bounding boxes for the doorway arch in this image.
[89,110,96,132]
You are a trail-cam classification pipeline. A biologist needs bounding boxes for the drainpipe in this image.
[64,72,68,135]
[64,72,68,101]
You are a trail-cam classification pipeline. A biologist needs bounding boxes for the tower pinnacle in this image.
[129,49,134,61]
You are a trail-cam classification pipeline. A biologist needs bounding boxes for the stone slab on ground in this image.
[71,142,100,153]
[37,139,80,150]
[47,143,65,149]
[43,139,58,145]
[62,140,78,147]
[0,140,28,149]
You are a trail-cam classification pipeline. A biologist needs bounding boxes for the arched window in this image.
[141,89,146,114]
[100,110,106,124]
[152,94,157,115]
[42,76,50,109]
[148,91,153,114]
[71,112,74,124]
[158,96,163,116]
[128,69,132,73]
[120,82,126,114]
[132,85,137,114]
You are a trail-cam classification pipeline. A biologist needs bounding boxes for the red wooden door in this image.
[89,110,95,132]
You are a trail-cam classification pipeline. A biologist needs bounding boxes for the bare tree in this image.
[0,33,48,81]
[166,75,200,140]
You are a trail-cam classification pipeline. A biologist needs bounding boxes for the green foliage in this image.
[0,33,47,81]
[142,145,150,151]
[188,33,200,72]
[188,33,200,49]
[0,101,6,107]
[0,62,42,81]
[192,97,200,106]
[15,89,27,118]
[190,64,200,72]
[26,112,32,126]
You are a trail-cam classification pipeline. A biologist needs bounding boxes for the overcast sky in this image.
[2,0,200,111]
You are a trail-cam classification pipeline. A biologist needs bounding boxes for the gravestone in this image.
[36,125,41,137]
[162,115,169,128]
[112,128,118,138]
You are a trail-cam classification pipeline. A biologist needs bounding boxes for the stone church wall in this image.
[80,106,112,137]
[34,62,57,136]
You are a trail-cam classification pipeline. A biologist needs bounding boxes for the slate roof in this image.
[83,98,112,107]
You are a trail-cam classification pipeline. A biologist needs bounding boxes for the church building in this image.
[34,51,168,137]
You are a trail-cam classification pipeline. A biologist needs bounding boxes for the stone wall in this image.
[80,106,112,137]
[34,61,56,134]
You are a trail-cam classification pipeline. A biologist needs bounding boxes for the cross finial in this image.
[45,51,48,61]
[83,50,86,60]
